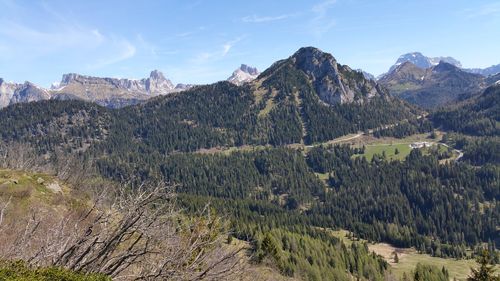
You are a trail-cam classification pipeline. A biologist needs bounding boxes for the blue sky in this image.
[1,0,499,87]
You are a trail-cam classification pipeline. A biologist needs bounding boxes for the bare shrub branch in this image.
[0,181,245,280]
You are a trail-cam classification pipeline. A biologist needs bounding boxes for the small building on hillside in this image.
[409,142,433,149]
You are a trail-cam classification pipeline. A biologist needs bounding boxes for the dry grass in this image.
[330,229,499,281]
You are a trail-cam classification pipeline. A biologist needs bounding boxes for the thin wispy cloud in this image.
[86,38,136,69]
[175,26,208,38]
[176,31,195,38]
[309,0,337,37]
[191,36,244,64]
[465,2,500,18]
[0,1,139,70]
[0,21,105,56]
[222,37,244,56]
[241,14,294,23]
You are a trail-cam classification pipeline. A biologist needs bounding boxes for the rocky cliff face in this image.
[58,70,176,96]
[290,47,386,104]
[144,70,176,94]
[52,70,182,108]
[0,79,16,108]
[0,70,190,109]
[0,80,50,108]
[10,82,51,104]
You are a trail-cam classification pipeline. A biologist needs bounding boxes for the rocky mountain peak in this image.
[227,64,260,85]
[9,81,50,105]
[291,47,336,70]
[60,73,82,86]
[145,70,174,94]
[289,47,385,105]
[239,64,259,76]
[149,70,166,81]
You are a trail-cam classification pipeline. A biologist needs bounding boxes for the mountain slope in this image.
[356,69,375,80]
[431,84,500,136]
[254,47,419,143]
[379,61,485,108]
[485,73,500,86]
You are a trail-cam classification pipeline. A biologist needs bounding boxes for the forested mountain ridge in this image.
[431,84,499,136]
[0,47,420,152]
[430,84,499,167]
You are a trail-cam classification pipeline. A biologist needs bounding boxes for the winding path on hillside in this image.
[438,143,464,162]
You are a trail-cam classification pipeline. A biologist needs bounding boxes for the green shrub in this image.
[0,260,110,281]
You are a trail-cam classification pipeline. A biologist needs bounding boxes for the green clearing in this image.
[330,229,498,281]
[386,249,479,281]
[354,143,412,161]
[352,135,453,162]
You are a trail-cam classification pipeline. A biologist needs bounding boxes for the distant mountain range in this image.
[465,64,500,76]
[2,48,498,111]
[377,52,500,108]
[0,65,261,109]
[0,70,186,108]
[387,52,462,74]
[382,52,500,78]
[378,61,485,109]
[0,46,418,150]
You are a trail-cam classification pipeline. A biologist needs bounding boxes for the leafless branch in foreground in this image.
[0,182,246,280]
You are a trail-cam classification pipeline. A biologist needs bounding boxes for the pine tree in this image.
[467,250,500,281]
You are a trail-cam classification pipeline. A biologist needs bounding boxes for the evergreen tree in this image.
[467,250,500,281]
